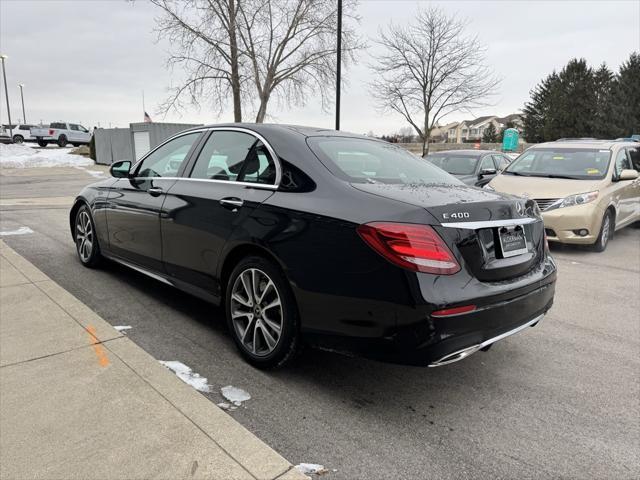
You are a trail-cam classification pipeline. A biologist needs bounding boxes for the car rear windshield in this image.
[504,148,611,180]
[307,137,461,185]
[425,153,479,175]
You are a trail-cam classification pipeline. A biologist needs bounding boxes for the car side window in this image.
[69,124,80,131]
[613,149,631,178]
[79,125,89,133]
[134,133,200,178]
[627,147,640,171]
[492,155,507,170]
[480,155,494,172]
[50,122,66,129]
[189,131,276,185]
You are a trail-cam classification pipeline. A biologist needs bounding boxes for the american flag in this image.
[144,111,152,123]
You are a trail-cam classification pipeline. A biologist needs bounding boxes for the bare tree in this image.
[370,7,500,155]
[237,0,361,122]
[151,0,244,121]
[152,0,362,123]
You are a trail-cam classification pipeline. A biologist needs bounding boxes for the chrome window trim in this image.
[130,126,282,188]
[129,176,279,191]
[440,217,539,229]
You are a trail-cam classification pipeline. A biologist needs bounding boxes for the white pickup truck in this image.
[31,122,92,147]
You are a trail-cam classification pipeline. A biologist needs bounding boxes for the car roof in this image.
[427,149,500,155]
[185,123,374,140]
[534,139,639,149]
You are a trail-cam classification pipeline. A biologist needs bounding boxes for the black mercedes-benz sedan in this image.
[70,124,556,368]
[425,150,512,187]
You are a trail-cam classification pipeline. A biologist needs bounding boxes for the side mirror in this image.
[110,160,131,178]
[480,168,497,176]
[618,169,639,181]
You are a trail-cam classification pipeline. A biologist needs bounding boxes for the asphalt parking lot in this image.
[1,166,638,479]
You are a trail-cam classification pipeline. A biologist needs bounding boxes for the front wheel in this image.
[74,205,102,267]
[592,210,613,252]
[12,135,24,144]
[225,256,301,369]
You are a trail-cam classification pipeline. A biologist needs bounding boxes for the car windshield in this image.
[425,153,480,175]
[307,137,461,185]
[504,148,611,180]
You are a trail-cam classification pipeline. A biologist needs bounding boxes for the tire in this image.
[57,135,68,147]
[225,255,301,369]
[72,143,80,147]
[591,210,614,252]
[37,139,48,148]
[12,135,24,144]
[74,205,102,267]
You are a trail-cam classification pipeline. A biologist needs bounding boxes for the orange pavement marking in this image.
[86,325,110,367]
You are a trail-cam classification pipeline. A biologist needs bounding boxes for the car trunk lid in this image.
[351,182,545,281]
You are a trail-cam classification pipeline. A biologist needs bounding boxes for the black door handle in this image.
[148,187,163,197]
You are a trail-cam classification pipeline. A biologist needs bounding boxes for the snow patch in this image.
[220,385,251,406]
[0,226,34,236]
[159,361,211,393]
[113,326,132,334]
[216,402,238,411]
[0,144,93,168]
[295,464,329,476]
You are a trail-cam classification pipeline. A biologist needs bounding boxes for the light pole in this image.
[18,83,26,124]
[335,0,342,131]
[0,54,12,139]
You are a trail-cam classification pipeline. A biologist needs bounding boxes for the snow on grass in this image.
[0,144,93,168]
[159,361,211,393]
[220,385,251,406]
[0,226,34,236]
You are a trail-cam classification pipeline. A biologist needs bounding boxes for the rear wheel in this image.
[58,135,68,147]
[225,256,300,369]
[12,135,24,144]
[74,205,102,267]
[72,143,80,147]
[592,210,613,252]
[37,139,48,148]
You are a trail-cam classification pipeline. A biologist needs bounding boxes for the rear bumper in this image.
[306,275,556,367]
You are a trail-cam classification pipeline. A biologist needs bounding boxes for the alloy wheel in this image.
[76,210,94,262]
[230,268,283,357]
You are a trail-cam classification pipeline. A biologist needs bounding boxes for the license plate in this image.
[498,225,528,258]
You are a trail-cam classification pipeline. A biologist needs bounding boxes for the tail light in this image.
[357,222,460,275]
[49,129,54,135]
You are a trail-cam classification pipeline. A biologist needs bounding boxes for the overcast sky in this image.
[1,0,639,135]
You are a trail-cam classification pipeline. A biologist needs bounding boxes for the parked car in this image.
[70,124,556,368]
[487,139,640,252]
[31,122,91,147]
[3,124,38,144]
[424,150,512,187]
[0,126,11,144]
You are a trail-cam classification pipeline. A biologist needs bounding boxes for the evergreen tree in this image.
[613,52,640,136]
[523,72,561,142]
[592,63,617,138]
[482,123,498,142]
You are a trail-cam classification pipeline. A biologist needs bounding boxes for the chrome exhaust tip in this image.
[428,313,545,367]
[428,344,482,367]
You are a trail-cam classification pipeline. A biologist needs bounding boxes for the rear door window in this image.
[189,131,276,185]
[50,122,66,129]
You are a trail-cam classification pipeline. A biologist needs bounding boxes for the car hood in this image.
[489,174,603,199]
[351,182,532,224]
